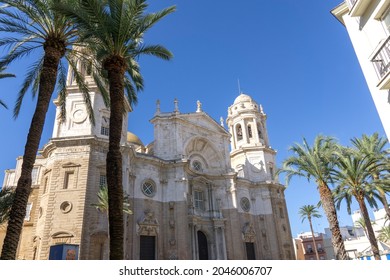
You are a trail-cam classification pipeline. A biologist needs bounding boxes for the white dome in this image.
[233,93,254,104]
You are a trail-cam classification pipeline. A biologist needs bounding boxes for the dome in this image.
[127,132,143,146]
[233,93,254,104]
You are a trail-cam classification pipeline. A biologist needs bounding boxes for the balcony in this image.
[346,0,371,16]
[371,36,390,89]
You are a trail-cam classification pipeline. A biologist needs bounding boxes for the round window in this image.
[240,197,251,212]
[142,180,156,197]
[60,201,73,213]
[192,160,202,172]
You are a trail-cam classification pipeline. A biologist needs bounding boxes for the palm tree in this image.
[299,205,322,260]
[0,0,96,260]
[0,66,15,108]
[0,188,14,226]
[58,0,175,259]
[278,135,349,259]
[351,133,390,220]
[332,150,388,260]
[378,226,390,244]
[354,216,375,238]
[91,185,132,215]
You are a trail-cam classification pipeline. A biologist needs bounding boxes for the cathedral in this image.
[0,63,294,260]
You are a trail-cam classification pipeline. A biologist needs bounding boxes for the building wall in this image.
[332,0,390,139]
[1,92,294,260]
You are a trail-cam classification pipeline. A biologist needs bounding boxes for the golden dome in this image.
[127,132,143,146]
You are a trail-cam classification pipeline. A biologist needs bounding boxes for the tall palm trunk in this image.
[0,44,63,260]
[356,195,381,260]
[373,173,390,220]
[308,217,320,260]
[318,183,348,260]
[104,56,125,260]
[379,192,390,221]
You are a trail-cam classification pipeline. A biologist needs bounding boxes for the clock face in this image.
[72,108,87,123]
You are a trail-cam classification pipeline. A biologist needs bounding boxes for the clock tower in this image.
[51,61,129,143]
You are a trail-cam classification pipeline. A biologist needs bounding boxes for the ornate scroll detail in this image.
[137,211,159,236]
[242,222,256,243]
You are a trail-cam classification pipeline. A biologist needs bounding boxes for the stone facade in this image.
[0,63,294,260]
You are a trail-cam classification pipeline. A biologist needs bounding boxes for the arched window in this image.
[236,124,243,141]
[248,125,252,138]
[257,124,263,139]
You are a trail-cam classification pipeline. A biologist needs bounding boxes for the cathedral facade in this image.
[1,66,294,260]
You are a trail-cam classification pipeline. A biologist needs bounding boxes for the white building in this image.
[0,61,294,260]
[324,207,390,260]
[331,0,390,139]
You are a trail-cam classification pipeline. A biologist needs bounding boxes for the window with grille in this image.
[101,116,109,136]
[194,190,205,210]
[99,175,107,188]
[142,180,156,197]
[192,160,202,171]
[240,197,251,212]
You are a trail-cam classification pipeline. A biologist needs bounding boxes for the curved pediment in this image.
[185,137,224,171]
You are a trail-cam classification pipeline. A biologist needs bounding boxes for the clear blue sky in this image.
[0,0,387,237]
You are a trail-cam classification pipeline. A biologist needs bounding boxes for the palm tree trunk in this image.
[373,173,390,221]
[318,183,349,260]
[0,45,62,260]
[378,191,390,221]
[308,217,320,260]
[104,56,125,260]
[356,196,381,260]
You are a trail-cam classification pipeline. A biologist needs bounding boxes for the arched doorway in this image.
[197,231,209,260]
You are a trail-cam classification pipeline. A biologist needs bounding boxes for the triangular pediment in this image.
[178,112,229,136]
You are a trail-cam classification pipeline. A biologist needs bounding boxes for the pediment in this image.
[179,112,229,136]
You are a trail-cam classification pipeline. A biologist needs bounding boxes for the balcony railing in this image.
[346,0,371,16]
[371,36,390,89]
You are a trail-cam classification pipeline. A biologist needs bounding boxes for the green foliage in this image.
[0,0,97,123]
[277,135,338,188]
[55,0,176,108]
[91,185,132,215]
[378,226,390,244]
[0,66,15,108]
[0,188,14,225]
[298,205,322,223]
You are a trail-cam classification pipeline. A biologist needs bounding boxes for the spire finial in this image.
[155,99,161,115]
[238,78,241,94]
[174,98,179,113]
[196,100,202,112]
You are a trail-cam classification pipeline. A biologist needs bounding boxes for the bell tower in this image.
[51,57,129,143]
[226,93,277,182]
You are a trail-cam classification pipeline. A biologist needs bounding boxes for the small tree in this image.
[299,205,322,260]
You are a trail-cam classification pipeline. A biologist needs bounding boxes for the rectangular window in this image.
[25,202,33,221]
[31,167,39,184]
[100,126,109,136]
[245,242,256,260]
[64,171,74,189]
[99,174,107,188]
[101,117,109,136]
[194,190,205,210]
